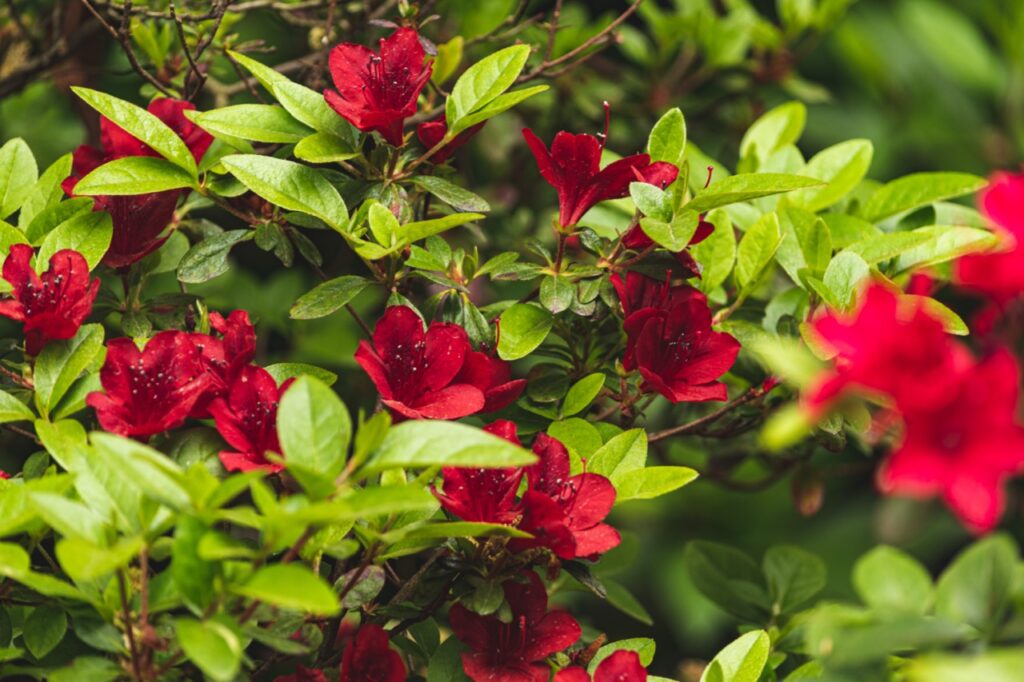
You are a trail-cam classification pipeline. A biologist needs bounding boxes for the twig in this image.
[81,0,175,96]
[648,387,764,443]
[117,570,144,682]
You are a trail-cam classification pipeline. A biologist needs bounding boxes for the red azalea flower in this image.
[435,420,525,525]
[0,245,99,356]
[556,650,649,682]
[273,665,327,682]
[209,365,290,473]
[620,217,714,278]
[87,331,210,438]
[0,471,9,480]
[611,271,706,321]
[806,284,968,415]
[455,350,527,413]
[355,305,485,420]
[955,172,1024,307]
[190,310,257,417]
[416,115,485,163]
[325,27,432,147]
[62,98,213,268]
[624,295,740,403]
[879,349,1024,533]
[523,113,680,228]
[338,624,406,682]
[450,571,582,682]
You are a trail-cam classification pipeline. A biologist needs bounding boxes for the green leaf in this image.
[73,156,195,195]
[447,45,531,133]
[172,516,216,610]
[30,493,106,543]
[775,207,832,286]
[894,226,998,273]
[0,138,38,219]
[272,81,358,142]
[19,153,72,230]
[446,85,548,134]
[853,545,933,615]
[861,172,987,222]
[687,173,822,213]
[294,132,360,164]
[263,363,338,386]
[786,139,873,212]
[497,304,552,361]
[338,565,385,609]
[540,275,574,314]
[905,649,1024,682]
[175,618,242,682]
[588,429,647,484]
[631,182,672,222]
[427,636,472,682]
[589,638,657,674]
[340,485,438,518]
[409,176,491,213]
[23,605,67,659]
[364,420,536,474]
[562,373,605,417]
[691,208,736,292]
[55,535,144,581]
[821,251,870,310]
[278,375,351,481]
[221,155,348,230]
[290,275,370,319]
[403,213,484,243]
[844,230,933,264]
[0,389,33,424]
[72,87,197,176]
[763,545,827,614]
[192,105,312,143]
[33,324,104,417]
[684,541,770,622]
[615,466,698,503]
[935,534,1017,634]
[432,36,464,85]
[909,295,969,335]
[37,210,113,270]
[647,107,686,167]
[736,212,783,290]
[639,211,700,251]
[24,196,92,244]
[177,230,253,284]
[605,579,654,625]
[233,564,340,615]
[90,432,193,511]
[740,101,806,163]
[700,630,771,682]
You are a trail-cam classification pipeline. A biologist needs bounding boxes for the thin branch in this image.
[117,570,144,682]
[80,0,175,96]
[648,387,765,443]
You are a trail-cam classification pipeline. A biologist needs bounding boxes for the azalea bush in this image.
[1,1,1024,681]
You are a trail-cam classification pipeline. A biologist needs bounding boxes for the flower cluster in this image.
[273,624,406,682]
[62,98,213,268]
[355,305,524,420]
[0,244,99,355]
[614,271,741,403]
[808,283,1024,531]
[87,310,291,473]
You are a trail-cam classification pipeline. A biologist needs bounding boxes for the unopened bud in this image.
[791,465,825,517]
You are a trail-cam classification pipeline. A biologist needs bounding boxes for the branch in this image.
[648,386,766,443]
[80,0,175,96]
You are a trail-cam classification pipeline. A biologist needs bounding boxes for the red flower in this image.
[611,271,705,321]
[273,665,327,682]
[87,331,210,438]
[624,294,740,403]
[209,365,290,473]
[879,349,1024,533]
[435,420,525,525]
[456,350,527,413]
[355,305,485,420]
[806,284,968,414]
[0,471,9,480]
[955,171,1024,306]
[0,245,99,355]
[523,120,679,228]
[556,650,649,682]
[339,624,406,682]
[190,310,257,417]
[62,98,213,268]
[326,28,432,147]
[416,116,485,163]
[621,218,714,277]
[450,571,582,682]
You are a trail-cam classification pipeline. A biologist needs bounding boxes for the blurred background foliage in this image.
[2,0,1023,677]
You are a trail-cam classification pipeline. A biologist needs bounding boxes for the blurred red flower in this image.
[338,624,406,682]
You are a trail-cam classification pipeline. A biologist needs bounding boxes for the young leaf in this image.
[821,251,870,310]
[37,210,113,270]
[691,208,736,292]
[0,390,33,424]
[615,466,698,503]
[786,139,873,212]
[861,172,987,222]
[844,230,933,265]
[272,81,359,143]
[192,105,312,143]
[562,373,605,417]
[639,211,700,252]
[0,138,38,219]
[175,619,242,682]
[647,107,687,167]
[735,212,782,290]
[72,87,197,176]
[497,304,552,360]
[403,213,485,243]
[278,375,351,481]
[687,173,822,213]
[33,324,104,418]
[18,153,72,230]
[221,155,348,230]
[700,630,771,682]
[74,156,195,196]
[232,564,340,615]
[363,420,536,473]
[740,101,807,164]
[588,429,648,483]
[294,132,361,164]
[446,45,531,133]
